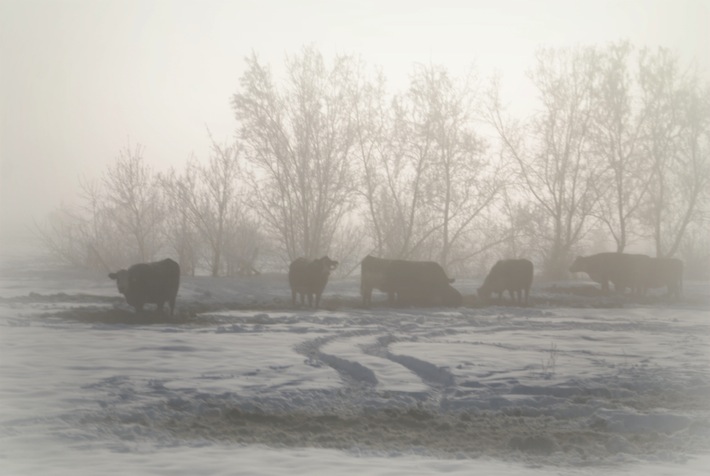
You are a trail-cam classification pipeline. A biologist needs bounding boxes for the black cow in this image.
[108,258,180,315]
[643,257,683,299]
[360,255,395,306]
[360,255,461,307]
[478,259,533,305]
[569,252,650,294]
[288,256,339,308]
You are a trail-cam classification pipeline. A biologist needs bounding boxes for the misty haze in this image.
[1,1,709,475]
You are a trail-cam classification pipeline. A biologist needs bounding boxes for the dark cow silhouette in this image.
[288,256,339,308]
[360,255,396,306]
[108,258,180,315]
[569,252,650,294]
[478,259,534,305]
[643,257,683,299]
[360,255,461,307]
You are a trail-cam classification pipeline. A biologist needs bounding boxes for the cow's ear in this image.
[108,273,117,280]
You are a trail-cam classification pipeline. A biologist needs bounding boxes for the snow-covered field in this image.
[1,252,709,475]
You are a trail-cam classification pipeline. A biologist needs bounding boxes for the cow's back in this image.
[134,259,179,294]
[570,252,649,292]
[480,259,533,294]
[386,260,451,290]
[126,258,180,306]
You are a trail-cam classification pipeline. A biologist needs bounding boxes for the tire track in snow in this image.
[294,332,379,387]
[363,334,456,388]
[317,353,378,386]
[385,352,455,387]
[295,326,455,391]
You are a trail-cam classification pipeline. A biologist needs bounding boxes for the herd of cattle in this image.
[107,252,684,314]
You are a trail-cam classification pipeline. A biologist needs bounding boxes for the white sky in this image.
[1,0,708,238]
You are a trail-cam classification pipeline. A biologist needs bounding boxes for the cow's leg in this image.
[157,301,165,313]
[361,285,370,306]
[291,290,297,306]
[314,292,321,309]
[168,296,176,316]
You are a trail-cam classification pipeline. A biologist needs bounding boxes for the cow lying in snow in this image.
[360,255,461,307]
[478,259,533,306]
[108,258,180,315]
[288,256,339,308]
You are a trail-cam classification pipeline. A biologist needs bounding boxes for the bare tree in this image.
[489,47,604,279]
[170,139,244,276]
[354,65,503,270]
[352,69,392,257]
[102,143,164,263]
[36,145,163,270]
[34,204,91,268]
[370,90,438,259]
[638,47,710,258]
[408,65,503,268]
[160,168,201,276]
[590,41,653,252]
[232,47,359,260]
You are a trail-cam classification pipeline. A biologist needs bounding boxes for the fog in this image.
[1,0,707,245]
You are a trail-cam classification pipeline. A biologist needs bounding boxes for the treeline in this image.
[36,42,710,279]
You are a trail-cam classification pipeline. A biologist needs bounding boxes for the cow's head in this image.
[108,269,130,295]
[316,256,339,274]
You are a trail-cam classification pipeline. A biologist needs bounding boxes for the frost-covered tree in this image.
[490,47,604,279]
[638,47,710,258]
[590,41,653,252]
[102,143,164,263]
[232,47,359,260]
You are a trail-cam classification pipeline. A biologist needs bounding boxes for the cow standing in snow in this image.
[108,258,180,315]
[569,252,649,294]
[478,259,534,306]
[288,256,339,308]
[360,255,461,307]
[643,257,683,299]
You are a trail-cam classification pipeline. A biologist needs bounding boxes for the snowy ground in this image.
[1,252,709,475]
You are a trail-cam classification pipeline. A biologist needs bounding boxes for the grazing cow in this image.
[360,255,461,307]
[643,257,683,299]
[288,256,339,308]
[108,258,180,315]
[569,252,650,294]
[478,259,534,305]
